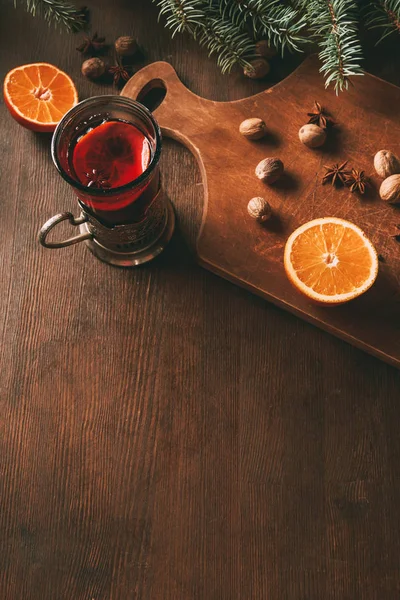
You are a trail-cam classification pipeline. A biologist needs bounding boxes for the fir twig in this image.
[154,0,368,90]
[222,0,308,54]
[366,1,400,42]
[299,0,363,92]
[155,0,207,36]
[198,9,255,73]
[154,0,255,72]
[16,0,86,31]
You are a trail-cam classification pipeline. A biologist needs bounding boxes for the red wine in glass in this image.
[69,119,160,225]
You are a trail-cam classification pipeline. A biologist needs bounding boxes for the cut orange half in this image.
[4,63,78,132]
[284,217,378,305]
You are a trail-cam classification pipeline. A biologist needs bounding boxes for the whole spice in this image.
[108,62,131,85]
[244,58,270,79]
[84,168,112,189]
[373,150,400,179]
[115,36,139,57]
[344,169,369,194]
[81,57,105,79]
[379,174,400,204]
[255,40,277,59]
[307,101,333,129]
[239,117,267,140]
[255,157,284,184]
[298,124,326,148]
[322,161,349,186]
[76,32,106,55]
[247,197,272,223]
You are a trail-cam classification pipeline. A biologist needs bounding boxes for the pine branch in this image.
[366,1,400,42]
[154,0,207,37]
[221,0,308,54]
[16,0,85,31]
[299,0,363,92]
[155,0,255,72]
[154,0,367,90]
[198,9,255,73]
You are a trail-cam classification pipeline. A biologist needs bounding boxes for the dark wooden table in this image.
[1,2,400,598]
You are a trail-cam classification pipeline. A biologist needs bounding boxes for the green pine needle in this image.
[17,0,85,31]
[198,10,255,73]
[155,0,367,90]
[299,0,363,93]
[155,0,206,37]
[221,0,308,54]
[366,1,400,42]
[154,0,255,72]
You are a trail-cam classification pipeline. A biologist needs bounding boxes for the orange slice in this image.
[3,63,78,133]
[284,217,378,305]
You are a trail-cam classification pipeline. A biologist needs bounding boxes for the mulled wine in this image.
[71,120,150,189]
[46,96,174,267]
[66,118,160,225]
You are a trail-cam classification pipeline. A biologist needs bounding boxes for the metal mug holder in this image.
[39,186,175,267]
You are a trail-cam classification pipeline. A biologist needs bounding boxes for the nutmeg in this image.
[374,150,400,179]
[379,174,400,204]
[81,57,105,79]
[255,40,277,59]
[255,157,284,184]
[244,58,270,79]
[115,36,139,57]
[247,197,272,223]
[239,118,267,140]
[298,124,327,148]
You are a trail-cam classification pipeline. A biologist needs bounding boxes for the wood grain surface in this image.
[123,57,400,368]
[1,1,400,599]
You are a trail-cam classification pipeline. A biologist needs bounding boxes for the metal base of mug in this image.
[79,198,175,267]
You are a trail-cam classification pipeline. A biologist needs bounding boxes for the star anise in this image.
[76,32,106,55]
[322,161,349,186]
[108,62,131,86]
[307,101,334,129]
[84,168,112,189]
[344,168,369,194]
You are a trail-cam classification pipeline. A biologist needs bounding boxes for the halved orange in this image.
[284,217,378,305]
[4,63,78,132]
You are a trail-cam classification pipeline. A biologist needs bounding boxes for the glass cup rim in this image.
[51,95,162,196]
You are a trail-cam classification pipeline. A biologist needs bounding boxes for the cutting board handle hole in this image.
[136,79,167,113]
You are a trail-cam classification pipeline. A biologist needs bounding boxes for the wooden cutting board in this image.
[122,55,400,369]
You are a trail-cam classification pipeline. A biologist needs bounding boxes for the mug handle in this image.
[39,212,92,248]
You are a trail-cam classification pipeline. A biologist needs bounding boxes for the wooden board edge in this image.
[196,254,400,371]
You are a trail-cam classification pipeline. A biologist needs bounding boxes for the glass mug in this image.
[39,96,174,267]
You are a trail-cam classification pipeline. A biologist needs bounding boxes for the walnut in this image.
[374,150,400,179]
[244,58,270,80]
[255,157,284,184]
[298,124,326,148]
[379,174,400,204]
[247,197,272,223]
[115,36,139,57]
[239,118,267,140]
[81,57,105,80]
